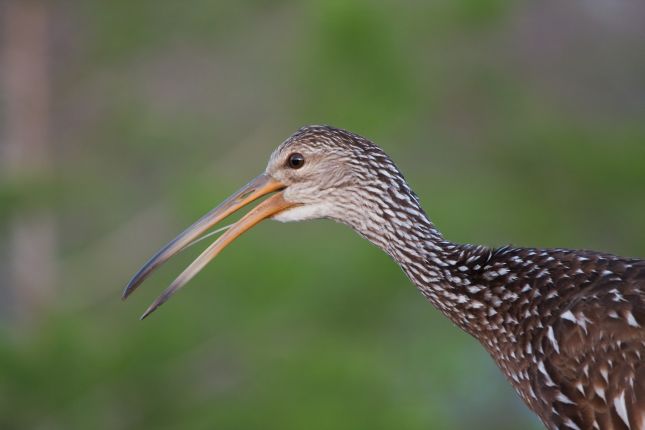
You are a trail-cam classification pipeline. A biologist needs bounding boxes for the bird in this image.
[124,125,645,430]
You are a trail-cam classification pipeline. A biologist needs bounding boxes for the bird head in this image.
[123,125,418,318]
[266,125,388,224]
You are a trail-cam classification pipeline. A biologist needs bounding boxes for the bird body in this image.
[125,125,645,430]
[418,244,645,430]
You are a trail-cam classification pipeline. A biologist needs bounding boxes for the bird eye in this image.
[287,153,305,169]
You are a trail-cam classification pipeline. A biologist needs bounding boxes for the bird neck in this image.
[351,198,498,339]
[393,237,498,338]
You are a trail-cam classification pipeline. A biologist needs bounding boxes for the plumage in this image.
[125,125,645,430]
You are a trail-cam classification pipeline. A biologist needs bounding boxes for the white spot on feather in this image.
[613,391,630,429]
[625,311,640,327]
[538,361,555,386]
[595,386,606,402]
[563,418,582,430]
[547,326,560,353]
[575,382,585,396]
[561,310,576,323]
[528,386,537,400]
[556,392,575,405]
[470,300,484,309]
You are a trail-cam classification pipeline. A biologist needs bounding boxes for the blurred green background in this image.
[1,1,644,429]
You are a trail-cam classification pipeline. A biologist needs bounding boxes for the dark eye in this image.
[287,152,305,169]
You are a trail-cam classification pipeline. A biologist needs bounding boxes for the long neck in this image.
[391,233,497,339]
[347,189,498,339]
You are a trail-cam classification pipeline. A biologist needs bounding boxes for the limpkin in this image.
[124,125,645,430]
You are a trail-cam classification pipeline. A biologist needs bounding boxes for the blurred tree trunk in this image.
[2,1,57,322]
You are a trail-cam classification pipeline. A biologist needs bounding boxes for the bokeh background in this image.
[1,1,644,429]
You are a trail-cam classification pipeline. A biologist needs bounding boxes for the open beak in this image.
[122,173,295,319]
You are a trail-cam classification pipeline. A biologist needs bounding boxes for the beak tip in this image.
[121,283,135,300]
[140,305,156,320]
[122,272,146,299]
[140,294,167,320]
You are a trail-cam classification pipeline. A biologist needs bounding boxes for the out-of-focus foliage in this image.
[1,0,644,429]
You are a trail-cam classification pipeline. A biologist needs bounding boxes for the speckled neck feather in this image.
[283,125,645,430]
